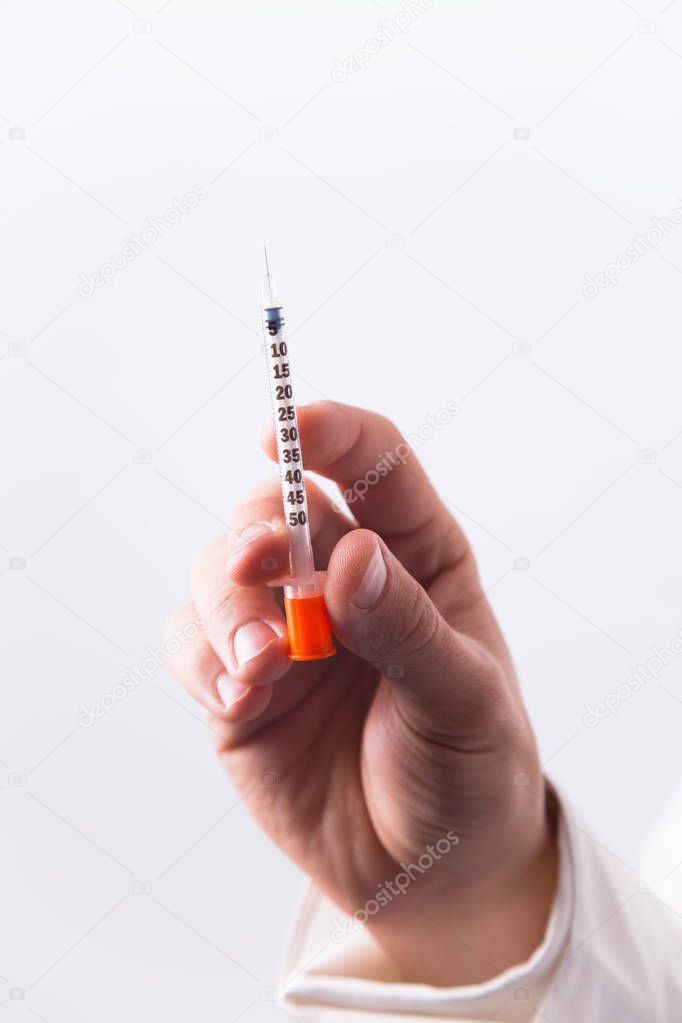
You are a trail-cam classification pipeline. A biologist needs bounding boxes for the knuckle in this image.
[181,635,218,682]
[457,654,511,735]
[373,411,405,450]
[205,585,241,624]
[191,535,228,589]
[234,480,283,524]
[375,583,440,659]
[164,607,217,685]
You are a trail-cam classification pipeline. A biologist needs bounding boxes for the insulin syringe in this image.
[261,249,336,661]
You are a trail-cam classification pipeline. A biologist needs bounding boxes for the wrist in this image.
[366,791,559,987]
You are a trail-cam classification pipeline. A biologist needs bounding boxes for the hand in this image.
[166,401,557,986]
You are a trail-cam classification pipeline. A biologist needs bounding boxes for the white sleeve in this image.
[280,786,682,1022]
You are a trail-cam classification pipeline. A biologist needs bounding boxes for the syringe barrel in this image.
[262,300,335,661]
[262,303,315,584]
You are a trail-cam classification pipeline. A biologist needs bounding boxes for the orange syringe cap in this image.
[284,592,336,661]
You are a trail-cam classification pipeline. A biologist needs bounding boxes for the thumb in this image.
[325,530,506,739]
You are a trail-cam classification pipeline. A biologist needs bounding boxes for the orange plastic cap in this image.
[284,593,336,661]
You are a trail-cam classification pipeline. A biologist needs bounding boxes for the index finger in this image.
[262,401,467,567]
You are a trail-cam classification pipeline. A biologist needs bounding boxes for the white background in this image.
[2,0,682,1019]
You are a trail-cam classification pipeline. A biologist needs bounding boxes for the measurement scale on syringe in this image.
[261,249,336,662]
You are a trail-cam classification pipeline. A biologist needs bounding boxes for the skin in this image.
[165,401,557,986]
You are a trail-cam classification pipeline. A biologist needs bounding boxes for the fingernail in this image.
[231,522,276,556]
[216,672,250,708]
[351,543,387,610]
[233,621,278,667]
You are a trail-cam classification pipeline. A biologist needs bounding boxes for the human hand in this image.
[166,401,556,986]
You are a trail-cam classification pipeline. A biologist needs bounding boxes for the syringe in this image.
[261,249,336,661]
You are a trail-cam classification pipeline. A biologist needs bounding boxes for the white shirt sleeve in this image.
[280,785,682,1022]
